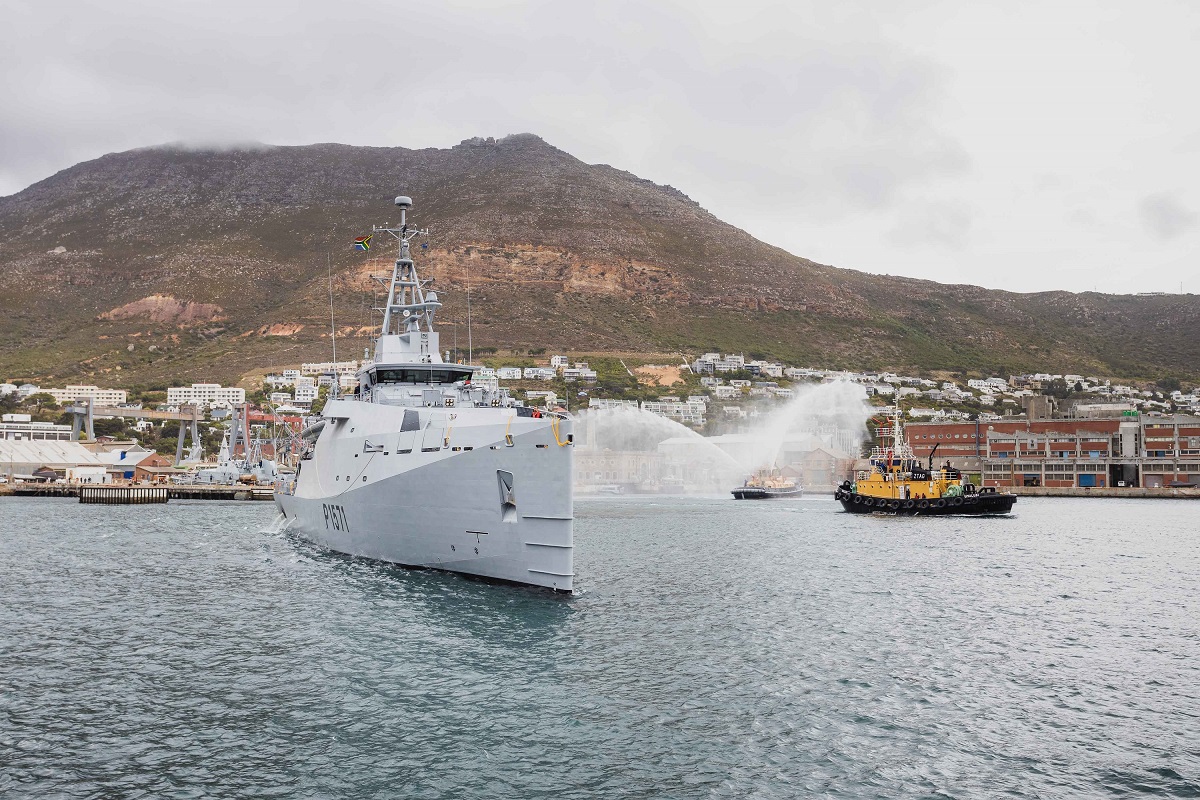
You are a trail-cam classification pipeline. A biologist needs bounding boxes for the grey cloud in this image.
[1139,193,1196,240]
[0,0,967,221]
[886,201,973,250]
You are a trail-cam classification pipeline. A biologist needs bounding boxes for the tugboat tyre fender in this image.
[935,499,946,508]
[903,500,915,509]
[853,494,863,505]
[863,497,875,508]
[888,500,900,510]
[917,500,929,509]
[950,497,964,507]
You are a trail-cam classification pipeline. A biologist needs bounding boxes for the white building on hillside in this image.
[47,385,128,406]
[301,360,358,376]
[166,384,246,408]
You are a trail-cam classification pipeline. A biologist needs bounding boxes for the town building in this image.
[47,385,128,406]
[300,360,359,376]
[640,401,706,427]
[0,440,107,479]
[907,414,1200,489]
[0,418,73,441]
[166,383,246,407]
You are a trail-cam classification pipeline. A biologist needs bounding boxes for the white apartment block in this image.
[294,385,319,403]
[301,360,359,376]
[47,385,128,406]
[166,383,246,407]
[641,401,706,426]
[588,398,638,409]
[550,356,569,369]
[562,367,598,382]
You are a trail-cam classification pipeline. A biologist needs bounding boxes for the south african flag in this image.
[353,235,372,251]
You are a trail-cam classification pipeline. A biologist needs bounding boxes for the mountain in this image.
[1,134,1197,387]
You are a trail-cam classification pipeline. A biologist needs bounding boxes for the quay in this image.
[0,484,275,501]
[1009,485,1200,499]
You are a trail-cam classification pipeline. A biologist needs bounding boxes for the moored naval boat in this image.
[731,467,802,500]
[835,409,1016,516]
[275,196,575,592]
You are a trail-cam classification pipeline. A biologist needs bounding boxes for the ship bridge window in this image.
[373,367,474,385]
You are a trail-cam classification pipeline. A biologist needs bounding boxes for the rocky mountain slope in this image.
[1,134,1197,386]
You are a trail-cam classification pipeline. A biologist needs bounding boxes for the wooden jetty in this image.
[80,485,169,504]
[3,483,275,502]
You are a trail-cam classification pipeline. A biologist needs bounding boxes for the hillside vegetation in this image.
[1,134,1196,386]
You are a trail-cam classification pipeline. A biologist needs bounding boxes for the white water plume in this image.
[736,381,873,471]
[575,382,872,493]
[576,406,745,490]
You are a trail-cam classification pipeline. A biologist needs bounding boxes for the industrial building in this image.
[906,414,1200,489]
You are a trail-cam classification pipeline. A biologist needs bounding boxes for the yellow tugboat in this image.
[835,409,1016,516]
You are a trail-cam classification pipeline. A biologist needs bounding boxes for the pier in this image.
[1,484,275,502]
[80,485,169,504]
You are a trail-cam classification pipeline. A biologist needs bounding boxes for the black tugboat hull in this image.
[835,490,1016,516]
[732,488,804,500]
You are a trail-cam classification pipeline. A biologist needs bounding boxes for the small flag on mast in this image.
[353,235,372,251]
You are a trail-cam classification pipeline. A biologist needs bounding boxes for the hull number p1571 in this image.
[323,503,350,532]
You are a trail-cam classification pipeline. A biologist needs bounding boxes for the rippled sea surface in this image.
[2,495,1199,798]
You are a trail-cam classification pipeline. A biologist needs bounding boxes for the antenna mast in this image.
[328,253,339,400]
[372,196,440,346]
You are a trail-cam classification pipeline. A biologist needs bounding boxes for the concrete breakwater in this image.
[1,484,275,501]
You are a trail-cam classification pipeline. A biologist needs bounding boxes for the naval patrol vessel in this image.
[276,196,575,591]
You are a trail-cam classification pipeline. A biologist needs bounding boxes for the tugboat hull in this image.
[732,487,804,500]
[835,489,1016,516]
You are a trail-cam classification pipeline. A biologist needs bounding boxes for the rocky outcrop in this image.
[98,295,225,325]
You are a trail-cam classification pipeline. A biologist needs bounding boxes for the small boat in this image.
[732,468,802,500]
[835,408,1015,515]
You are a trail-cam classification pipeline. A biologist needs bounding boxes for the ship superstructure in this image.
[731,467,802,500]
[275,197,575,591]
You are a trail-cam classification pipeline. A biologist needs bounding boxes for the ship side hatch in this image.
[497,470,517,523]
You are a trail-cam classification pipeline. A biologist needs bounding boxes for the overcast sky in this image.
[2,0,1197,294]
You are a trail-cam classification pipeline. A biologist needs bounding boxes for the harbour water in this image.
[1,496,1197,798]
